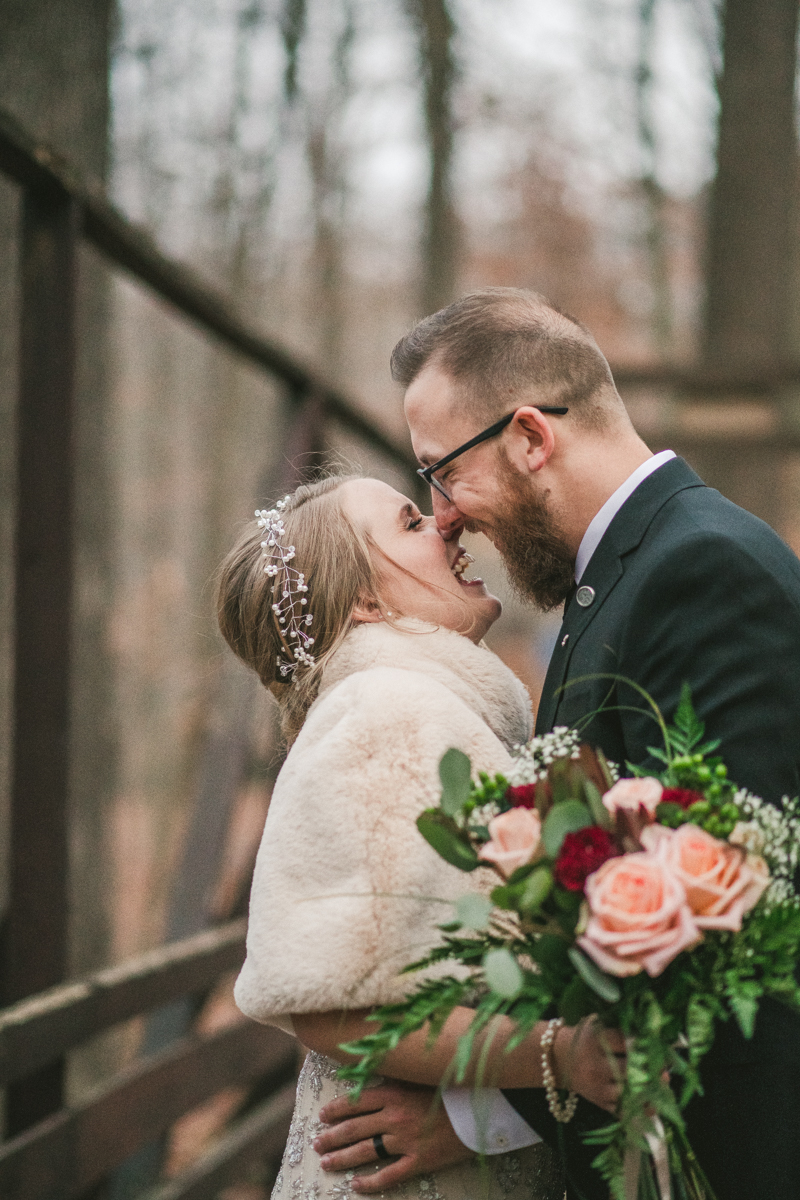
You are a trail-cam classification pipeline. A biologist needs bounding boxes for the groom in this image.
[313,289,800,1199]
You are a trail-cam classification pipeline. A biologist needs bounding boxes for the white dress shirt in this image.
[443,449,676,1153]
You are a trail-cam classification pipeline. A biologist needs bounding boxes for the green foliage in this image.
[454,893,492,930]
[584,778,612,829]
[542,799,593,857]
[568,947,621,1003]
[439,748,472,816]
[483,947,524,998]
[337,974,472,1094]
[491,864,554,916]
[416,810,479,871]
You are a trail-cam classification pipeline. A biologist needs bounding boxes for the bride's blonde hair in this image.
[217,475,383,744]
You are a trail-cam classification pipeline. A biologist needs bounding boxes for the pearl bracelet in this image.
[540,1017,579,1124]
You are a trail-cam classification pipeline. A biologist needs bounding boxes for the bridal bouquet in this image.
[339,686,800,1200]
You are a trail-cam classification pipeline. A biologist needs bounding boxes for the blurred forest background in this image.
[2,0,800,1184]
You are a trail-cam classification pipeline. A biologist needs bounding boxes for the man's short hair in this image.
[391,287,620,428]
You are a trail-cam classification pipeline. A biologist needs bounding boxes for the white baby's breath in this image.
[508,726,581,785]
[734,789,800,885]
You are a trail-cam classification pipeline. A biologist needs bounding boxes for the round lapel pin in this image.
[576,585,595,608]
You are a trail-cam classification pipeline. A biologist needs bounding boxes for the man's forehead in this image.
[404,364,471,463]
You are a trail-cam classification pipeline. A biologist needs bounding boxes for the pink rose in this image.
[602,777,663,817]
[578,852,701,977]
[478,808,542,878]
[661,824,769,931]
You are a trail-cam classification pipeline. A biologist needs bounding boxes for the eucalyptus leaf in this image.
[455,893,493,930]
[483,947,524,999]
[542,800,593,858]
[490,884,514,910]
[531,932,570,971]
[518,865,554,914]
[583,779,612,830]
[729,991,758,1039]
[506,862,539,886]
[567,947,621,1003]
[559,975,595,1024]
[439,748,473,816]
[416,811,480,872]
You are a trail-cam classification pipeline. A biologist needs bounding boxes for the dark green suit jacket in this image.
[504,457,800,1200]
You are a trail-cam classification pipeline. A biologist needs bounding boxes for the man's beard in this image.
[472,457,575,612]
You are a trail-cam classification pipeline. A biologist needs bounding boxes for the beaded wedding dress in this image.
[271,1051,565,1200]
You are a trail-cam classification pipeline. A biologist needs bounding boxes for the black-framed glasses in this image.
[416,405,569,502]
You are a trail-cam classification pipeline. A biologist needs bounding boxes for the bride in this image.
[217,475,619,1200]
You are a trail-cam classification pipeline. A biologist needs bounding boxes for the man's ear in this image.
[351,596,384,624]
[508,406,556,473]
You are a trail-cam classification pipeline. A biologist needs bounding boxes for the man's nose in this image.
[431,488,465,540]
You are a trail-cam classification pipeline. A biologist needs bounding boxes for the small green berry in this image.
[715,764,728,778]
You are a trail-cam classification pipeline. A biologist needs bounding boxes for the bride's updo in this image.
[217,475,382,743]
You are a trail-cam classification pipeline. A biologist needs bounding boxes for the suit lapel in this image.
[536,458,707,734]
[536,553,624,733]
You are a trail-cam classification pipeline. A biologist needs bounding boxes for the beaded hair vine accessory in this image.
[255,498,315,681]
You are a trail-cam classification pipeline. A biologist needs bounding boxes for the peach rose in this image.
[578,851,701,977]
[602,777,663,817]
[478,808,542,878]
[661,823,769,931]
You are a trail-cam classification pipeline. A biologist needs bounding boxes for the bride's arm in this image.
[292,1007,623,1110]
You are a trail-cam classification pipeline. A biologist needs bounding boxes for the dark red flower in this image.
[660,787,705,811]
[555,826,617,892]
[505,784,537,809]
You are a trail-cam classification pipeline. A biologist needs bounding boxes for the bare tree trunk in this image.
[635,0,672,358]
[405,0,459,315]
[306,6,354,374]
[704,0,799,374]
[693,0,800,529]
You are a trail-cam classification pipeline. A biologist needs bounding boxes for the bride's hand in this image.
[552,1019,626,1113]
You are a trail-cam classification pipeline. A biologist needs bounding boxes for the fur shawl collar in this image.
[318,619,533,750]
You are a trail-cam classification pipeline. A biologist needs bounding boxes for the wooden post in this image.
[3,182,77,1133]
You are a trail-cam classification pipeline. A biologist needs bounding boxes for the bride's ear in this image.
[351,596,384,624]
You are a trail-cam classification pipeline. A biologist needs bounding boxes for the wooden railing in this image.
[0,921,298,1200]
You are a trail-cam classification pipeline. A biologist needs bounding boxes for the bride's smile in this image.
[339,477,502,642]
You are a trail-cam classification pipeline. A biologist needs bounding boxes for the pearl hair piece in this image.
[255,498,315,681]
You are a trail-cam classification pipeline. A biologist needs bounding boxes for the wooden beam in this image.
[0,1021,296,1200]
[0,919,246,1087]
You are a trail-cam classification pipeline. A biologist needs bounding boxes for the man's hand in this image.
[313,1081,473,1193]
[554,1019,626,1113]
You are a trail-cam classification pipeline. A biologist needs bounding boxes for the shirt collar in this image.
[574,450,676,583]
